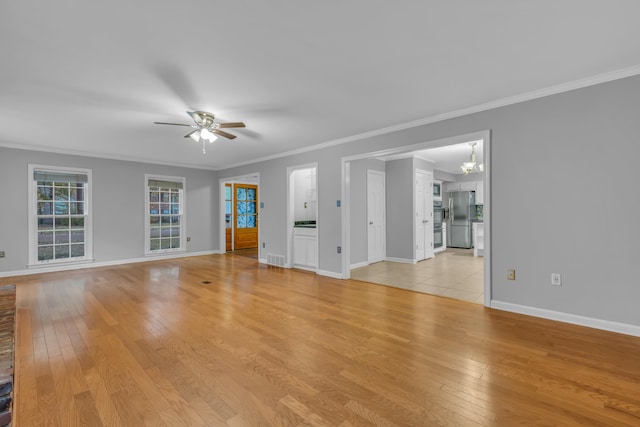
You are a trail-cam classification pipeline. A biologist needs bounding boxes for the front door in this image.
[367,170,386,264]
[415,169,434,261]
[233,184,258,250]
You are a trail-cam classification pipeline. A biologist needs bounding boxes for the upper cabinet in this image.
[444,181,484,204]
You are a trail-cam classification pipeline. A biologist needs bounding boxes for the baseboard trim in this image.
[0,250,221,278]
[385,257,417,264]
[490,300,640,337]
[319,269,343,279]
[350,261,369,270]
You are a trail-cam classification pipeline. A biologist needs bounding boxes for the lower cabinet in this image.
[293,227,317,270]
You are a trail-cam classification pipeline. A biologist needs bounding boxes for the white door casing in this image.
[367,170,386,264]
[415,169,434,261]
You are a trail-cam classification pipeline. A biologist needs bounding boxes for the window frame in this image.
[144,174,186,255]
[28,164,93,267]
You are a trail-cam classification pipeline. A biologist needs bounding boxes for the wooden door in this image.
[233,184,258,249]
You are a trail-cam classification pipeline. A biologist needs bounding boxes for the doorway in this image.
[342,130,491,307]
[287,164,319,271]
[220,174,260,255]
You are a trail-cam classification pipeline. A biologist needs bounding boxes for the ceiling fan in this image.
[154,111,246,153]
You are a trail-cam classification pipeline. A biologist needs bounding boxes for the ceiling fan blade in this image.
[187,111,205,125]
[213,129,237,139]
[154,121,192,127]
[218,122,246,128]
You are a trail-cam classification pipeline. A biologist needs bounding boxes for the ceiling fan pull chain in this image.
[202,139,206,154]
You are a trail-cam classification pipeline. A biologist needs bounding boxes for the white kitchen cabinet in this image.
[293,227,317,270]
[444,181,477,192]
[473,222,484,257]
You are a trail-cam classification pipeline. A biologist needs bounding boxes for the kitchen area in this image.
[436,178,484,256]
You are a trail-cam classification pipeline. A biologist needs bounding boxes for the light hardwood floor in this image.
[3,254,640,426]
[351,249,484,304]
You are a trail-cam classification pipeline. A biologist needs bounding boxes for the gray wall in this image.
[385,158,414,261]
[349,158,385,266]
[0,148,217,272]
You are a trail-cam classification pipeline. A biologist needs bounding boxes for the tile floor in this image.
[350,248,484,304]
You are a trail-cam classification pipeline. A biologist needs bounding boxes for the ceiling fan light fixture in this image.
[200,128,217,143]
[189,130,201,142]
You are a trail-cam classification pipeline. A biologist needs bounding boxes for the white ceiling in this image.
[2,1,640,170]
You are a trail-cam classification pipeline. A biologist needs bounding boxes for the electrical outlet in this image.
[187,237,191,242]
[551,273,562,286]
[0,251,5,258]
[262,242,266,248]
[337,246,341,254]
[507,269,516,280]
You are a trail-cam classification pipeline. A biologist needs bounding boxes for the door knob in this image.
[369,221,373,225]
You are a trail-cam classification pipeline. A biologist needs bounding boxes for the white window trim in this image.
[28,164,94,267]
[144,174,187,256]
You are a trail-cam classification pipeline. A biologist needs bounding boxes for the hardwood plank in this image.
[2,254,639,426]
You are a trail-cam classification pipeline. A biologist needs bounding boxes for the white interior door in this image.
[367,170,386,264]
[415,169,434,261]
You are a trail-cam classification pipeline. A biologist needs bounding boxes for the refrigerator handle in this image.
[449,197,454,221]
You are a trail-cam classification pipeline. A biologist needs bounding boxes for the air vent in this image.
[266,254,285,267]
[201,280,211,285]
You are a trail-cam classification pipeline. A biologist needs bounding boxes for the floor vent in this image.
[266,254,285,267]
[201,280,212,285]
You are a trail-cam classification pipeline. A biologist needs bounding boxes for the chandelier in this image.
[460,142,484,174]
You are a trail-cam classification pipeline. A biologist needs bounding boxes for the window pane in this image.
[55,231,70,244]
[247,215,256,228]
[38,231,54,245]
[161,192,170,203]
[38,246,54,261]
[170,216,180,225]
[247,202,256,214]
[150,191,159,202]
[236,187,246,201]
[38,218,54,230]
[70,244,84,257]
[70,218,84,229]
[161,204,170,214]
[161,227,171,237]
[55,202,69,215]
[236,202,246,215]
[150,216,160,226]
[150,239,160,250]
[225,214,231,228]
[55,245,70,259]
[54,186,69,200]
[171,238,180,249]
[170,226,180,237]
[37,202,53,215]
[237,215,246,228]
[247,188,256,201]
[225,201,231,215]
[171,191,180,203]
[150,204,159,215]
[55,218,69,229]
[160,238,171,249]
[161,216,171,225]
[225,186,231,200]
[150,227,161,238]
[74,202,84,215]
[70,229,84,243]
[171,204,180,214]
[37,186,53,200]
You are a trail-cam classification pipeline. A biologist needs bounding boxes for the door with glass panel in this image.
[225,184,232,251]
[233,184,258,249]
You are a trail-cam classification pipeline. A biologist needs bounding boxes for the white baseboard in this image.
[319,269,343,279]
[258,258,268,264]
[385,257,417,264]
[350,261,369,270]
[490,300,640,338]
[0,250,221,278]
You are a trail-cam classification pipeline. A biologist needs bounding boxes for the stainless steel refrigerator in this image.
[448,191,475,248]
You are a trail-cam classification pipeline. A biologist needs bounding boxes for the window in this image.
[28,165,92,265]
[145,175,185,254]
